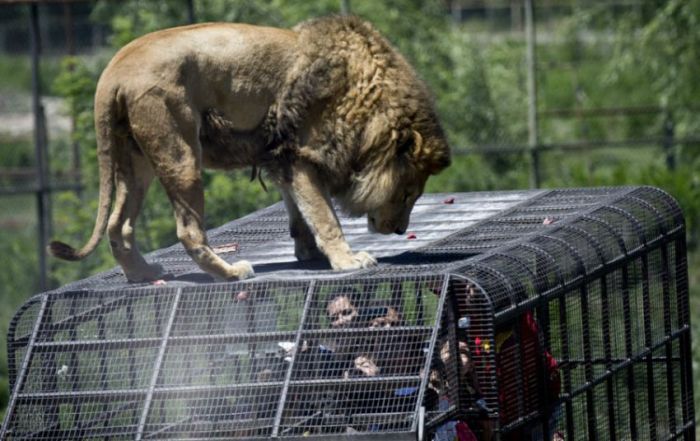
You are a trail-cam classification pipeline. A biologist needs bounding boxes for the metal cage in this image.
[1,187,695,440]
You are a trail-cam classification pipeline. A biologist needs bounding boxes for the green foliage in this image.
[52,56,102,183]
[425,154,530,193]
[92,0,193,47]
[0,229,41,297]
[542,150,700,246]
[0,225,42,416]
[0,138,33,177]
[0,55,62,96]
[639,161,700,245]
[204,171,280,228]
[586,0,700,137]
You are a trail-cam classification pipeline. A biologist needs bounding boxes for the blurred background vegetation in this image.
[0,0,699,431]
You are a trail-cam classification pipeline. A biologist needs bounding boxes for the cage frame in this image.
[1,187,696,441]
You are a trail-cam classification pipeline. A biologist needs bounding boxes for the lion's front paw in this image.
[224,260,255,280]
[353,251,377,268]
[330,251,377,271]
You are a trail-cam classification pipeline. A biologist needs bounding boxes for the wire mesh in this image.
[2,276,458,440]
[447,187,694,440]
[2,187,695,440]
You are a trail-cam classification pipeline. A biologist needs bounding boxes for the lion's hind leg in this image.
[107,138,164,282]
[129,98,254,281]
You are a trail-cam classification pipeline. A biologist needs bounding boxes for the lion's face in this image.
[359,126,449,235]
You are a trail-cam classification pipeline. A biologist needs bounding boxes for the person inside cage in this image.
[324,290,403,375]
[262,291,406,435]
[324,291,414,432]
[424,279,563,441]
[493,310,562,441]
[424,280,490,407]
[272,290,401,379]
[442,280,563,441]
[429,336,488,441]
[326,292,402,329]
[324,290,401,364]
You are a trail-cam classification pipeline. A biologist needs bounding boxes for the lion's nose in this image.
[394,227,406,235]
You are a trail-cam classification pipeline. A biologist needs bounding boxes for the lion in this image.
[49,15,451,282]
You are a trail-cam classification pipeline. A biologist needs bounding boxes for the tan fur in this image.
[49,16,450,281]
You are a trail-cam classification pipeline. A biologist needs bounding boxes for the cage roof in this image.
[46,187,684,298]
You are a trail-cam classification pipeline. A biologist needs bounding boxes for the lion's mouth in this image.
[368,216,378,233]
[368,216,404,235]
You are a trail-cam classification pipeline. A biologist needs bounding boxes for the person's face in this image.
[457,341,471,373]
[327,295,358,328]
[440,340,471,374]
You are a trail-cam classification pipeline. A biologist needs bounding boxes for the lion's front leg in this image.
[281,188,324,261]
[284,163,377,270]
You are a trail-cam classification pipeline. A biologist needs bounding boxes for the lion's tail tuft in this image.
[48,241,85,261]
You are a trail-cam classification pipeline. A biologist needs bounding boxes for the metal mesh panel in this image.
[451,277,497,441]
[2,276,457,440]
[3,187,695,440]
[448,188,694,440]
[274,276,455,437]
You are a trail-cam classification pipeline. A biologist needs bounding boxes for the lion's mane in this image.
[266,15,450,214]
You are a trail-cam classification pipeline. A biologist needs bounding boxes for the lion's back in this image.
[97,23,298,108]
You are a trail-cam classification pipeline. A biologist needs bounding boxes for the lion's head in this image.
[343,110,451,235]
[286,16,452,236]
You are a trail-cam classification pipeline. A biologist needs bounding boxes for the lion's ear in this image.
[393,129,426,160]
[395,129,415,158]
[409,130,423,157]
[409,130,451,175]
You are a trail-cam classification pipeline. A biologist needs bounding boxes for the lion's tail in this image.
[48,86,119,261]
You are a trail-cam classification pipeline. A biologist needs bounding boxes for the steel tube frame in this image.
[0,295,50,438]
[136,288,182,440]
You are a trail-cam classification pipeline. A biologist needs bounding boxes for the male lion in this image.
[49,16,451,282]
